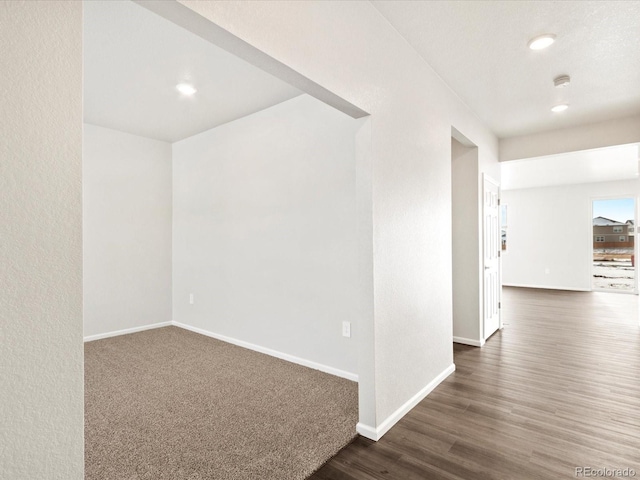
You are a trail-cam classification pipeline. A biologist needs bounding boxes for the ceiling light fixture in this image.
[551,104,569,113]
[176,83,197,96]
[553,75,571,88]
[528,34,556,50]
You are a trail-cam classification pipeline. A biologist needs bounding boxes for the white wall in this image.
[173,95,359,376]
[451,139,481,344]
[83,124,173,338]
[500,115,640,162]
[153,0,501,438]
[0,1,83,478]
[502,179,640,291]
[2,0,505,456]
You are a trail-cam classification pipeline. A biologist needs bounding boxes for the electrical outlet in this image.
[342,321,351,338]
[189,293,194,305]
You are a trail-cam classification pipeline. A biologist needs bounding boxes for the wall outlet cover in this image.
[342,321,351,338]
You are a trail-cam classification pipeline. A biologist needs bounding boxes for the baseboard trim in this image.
[453,336,485,347]
[84,321,172,342]
[355,422,378,440]
[503,283,591,292]
[171,321,358,382]
[356,363,455,441]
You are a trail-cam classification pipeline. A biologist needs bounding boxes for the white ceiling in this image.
[85,1,640,143]
[371,1,640,139]
[501,144,639,190]
[83,1,302,143]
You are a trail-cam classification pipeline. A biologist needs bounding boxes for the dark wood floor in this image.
[310,287,640,480]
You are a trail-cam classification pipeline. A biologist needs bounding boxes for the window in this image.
[613,226,623,233]
[619,236,626,242]
[500,204,507,251]
[595,236,605,242]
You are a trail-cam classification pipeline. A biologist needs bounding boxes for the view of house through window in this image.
[592,198,636,292]
[500,204,507,251]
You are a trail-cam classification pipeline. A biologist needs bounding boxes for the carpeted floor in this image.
[85,326,358,480]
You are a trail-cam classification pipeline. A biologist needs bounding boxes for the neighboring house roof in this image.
[626,220,635,225]
[593,216,626,226]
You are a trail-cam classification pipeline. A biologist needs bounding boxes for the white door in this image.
[483,175,501,339]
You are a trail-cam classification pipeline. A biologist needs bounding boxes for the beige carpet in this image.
[85,326,358,480]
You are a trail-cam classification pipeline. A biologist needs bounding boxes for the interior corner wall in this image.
[451,139,481,343]
[0,1,84,478]
[172,94,359,376]
[83,124,173,338]
[502,178,640,291]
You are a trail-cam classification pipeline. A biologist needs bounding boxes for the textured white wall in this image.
[502,179,640,290]
[500,115,640,162]
[168,0,500,433]
[83,124,173,338]
[173,95,359,375]
[0,1,84,478]
[451,140,481,343]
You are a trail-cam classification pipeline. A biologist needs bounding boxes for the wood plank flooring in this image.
[310,287,640,480]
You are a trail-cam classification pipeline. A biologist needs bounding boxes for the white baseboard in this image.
[84,321,172,342]
[171,321,358,382]
[356,363,455,441]
[453,336,485,347]
[503,283,591,292]
[355,422,378,440]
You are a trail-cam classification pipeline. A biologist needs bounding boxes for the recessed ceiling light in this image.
[528,34,556,50]
[551,104,569,113]
[176,83,197,96]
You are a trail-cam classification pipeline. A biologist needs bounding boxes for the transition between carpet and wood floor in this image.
[85,326,358,480]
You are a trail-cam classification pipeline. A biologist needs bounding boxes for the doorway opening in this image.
[451,130,501,347]
[592,197,637,293]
